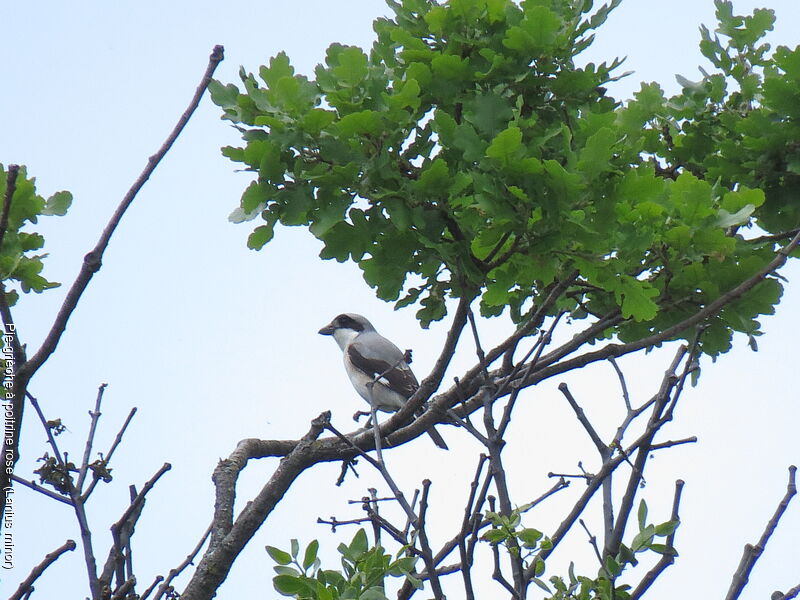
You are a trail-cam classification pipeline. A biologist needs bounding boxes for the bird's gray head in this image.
[318,313,376,337]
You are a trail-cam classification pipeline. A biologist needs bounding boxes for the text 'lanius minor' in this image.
[319,313,448,450]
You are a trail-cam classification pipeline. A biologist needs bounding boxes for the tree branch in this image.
[417,479,445,599]
[182,412,328,600]
[77,383,108,491]
[82,407,137,502]
[149,522,213,600]
[726,465,798,600]
[19,45,225,383]
[604,346,689,558]
[2,45,225,506]
[9,539,77,600]
[631,479,684,599]
[0,163,19,251]
[100,463,172,586]
[10,474,73,505]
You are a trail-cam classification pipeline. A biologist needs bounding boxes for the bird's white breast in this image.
[342,347,407,412]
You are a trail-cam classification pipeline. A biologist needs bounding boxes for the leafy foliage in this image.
[212,0,796,353]
[481,498,679,599]
[0,164,73,305]
[266,530,419,599]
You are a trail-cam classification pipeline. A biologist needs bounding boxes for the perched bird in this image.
[319,313,448,450]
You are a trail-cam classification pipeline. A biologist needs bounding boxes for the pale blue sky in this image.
[3,1,799,598]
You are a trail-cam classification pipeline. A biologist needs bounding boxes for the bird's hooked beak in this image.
[318,322,336,336]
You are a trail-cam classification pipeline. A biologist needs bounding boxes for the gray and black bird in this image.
[319,313,448,450]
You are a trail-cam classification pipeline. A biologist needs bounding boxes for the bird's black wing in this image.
[348,339,418,399]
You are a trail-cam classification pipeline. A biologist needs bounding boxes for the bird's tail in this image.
[426,425,449,450]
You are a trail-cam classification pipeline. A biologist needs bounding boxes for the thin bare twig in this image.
[559,383,606,453]
[82,407,137,502]
[649,437,697,451]
[774,583,800,600]
[631,479,685,599]
[27,392,67,466]
[9,539,76,600]
[726,465,798,600]
[10,474,73,505]
[20,45,225,383]
[608,357,631,410]
[101,463,173,586]
[457,454,488,600]
[579,518,607,573]
[327,416,416,525]
[151,522,214,600]
[604,346,689,558]
[417,479,444,599]
[3,45,225,504]
[28,391,101,597]
[77,383,108,491]
[467,308,490,382]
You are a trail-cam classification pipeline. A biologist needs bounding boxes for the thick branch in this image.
[182,413,327,599]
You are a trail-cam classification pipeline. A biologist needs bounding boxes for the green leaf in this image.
[463,91,513,137]
[240,181,271,213]
[208,79,240,109]
[617,544,637,567]
[336,110,383,137]
[303,540,319,570]
[631,524,656,552]
[42,191,72,216]
[532,577,552,593]
[267,545,293,565]
[518,528,543,547]
[637,499,648,531]
[349,529,369,557]
[248,224,275,250]
[721,186,765,212]
[259,52,295,88]
[332,46,369,86]
[669,172,715,223]
[453,122,487,162]
[715,204,755,227]
[655,519,680,536]
[578,127,616,179]
[273,573,307,596]
[503,6,561,53]
[486,126,522,163]
[614,276,659,321]
[533,557,545,577]
[649,543,678,556]
[416,158,450,194]
[302,109,336,134]
[387,78,421,112]
[604,555,622,577]
[482,529,508,544]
